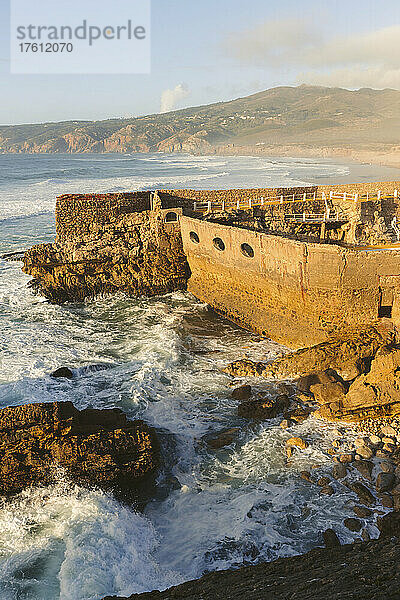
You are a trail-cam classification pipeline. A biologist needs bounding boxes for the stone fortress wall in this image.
[24,181,400,348]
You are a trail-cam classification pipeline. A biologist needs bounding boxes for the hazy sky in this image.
[1,0,400,125]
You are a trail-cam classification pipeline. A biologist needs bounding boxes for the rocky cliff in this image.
[23,193,190,303]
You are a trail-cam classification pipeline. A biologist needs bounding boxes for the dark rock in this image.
[353,506,372,518]
[300,471,312,482]
[344,518,362,532]
[317,477,331,487]
[51,367,74,379]
[378,511,400,537]
[205,428,239,450]
[353,460,373,481]
[376,472,395,493]
[379,493,394,509]
[238,394,290,420]
[320,485,334,495]
[350,482,375,506]
[332,463,347,479]
[322,528,341,548]
[231,384,252,401]
[0,401,158,506]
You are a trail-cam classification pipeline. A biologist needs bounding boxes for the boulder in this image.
[350,482,375,506]
[286,436,308,450]
[332,463,347,479]
[378,511,400,538]
[310,381,347,406]
[238,394,290,420]
[376,472,395,493]
[353,460,373,481]
[51,367,74,379]
[322,528,341,548]
[344,518,362,532]
[205,428,239,450]
[0,401,158,506]
[231,384,252,401]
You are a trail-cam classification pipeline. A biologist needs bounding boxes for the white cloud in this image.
[160,83,190,113]
[224,20,400,89]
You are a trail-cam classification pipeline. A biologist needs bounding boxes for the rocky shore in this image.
[0,401,159,506]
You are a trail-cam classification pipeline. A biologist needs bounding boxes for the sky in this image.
[1,0,400,125]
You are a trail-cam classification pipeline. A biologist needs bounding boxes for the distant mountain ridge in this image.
[2,85,400,162]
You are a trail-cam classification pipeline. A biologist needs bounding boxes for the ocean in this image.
[0,153,391,600]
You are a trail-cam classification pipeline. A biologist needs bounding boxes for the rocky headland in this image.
[0,401,159,506]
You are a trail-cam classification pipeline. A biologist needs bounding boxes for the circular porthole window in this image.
[189,231,200,243]
[241,243,255,258]
[213,237,225,251]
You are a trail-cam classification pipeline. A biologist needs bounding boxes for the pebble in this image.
[323,528,340,548]
[353,460,373,481]
[280,419,291,429]
[376,449,391,458]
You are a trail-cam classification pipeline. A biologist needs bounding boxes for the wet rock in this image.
[238,394,290,420]
[51,367,74,379]
[231,384,252,401]
[279,419,291,429]
[381,425,397,437]
[310,381,347,406]
[224,325,394,384]
[350,482,375,506]
[339,453,353,464]
[332,463,347,479]
[376,472,395,493]
[205,428,239,450]
[380,460,395,473]
[300,471,312,482]
[0,401,158,505]
[382,443,396,453]
[322,528,341,548]
[376,449,391,459]
[361,528,371,541]
[370,434,382,445]
[379,493,394,509]
[344,518,362,532]
[317,477,331,487]
[353,460,373,481]
[378,511,400,537]
[286,407,311,423]
[286,436,308,450]
[320,485,334,495]
[353,506,372,518]
[356,445,374,460]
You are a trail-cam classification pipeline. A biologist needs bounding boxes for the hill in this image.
[2,85,400,165]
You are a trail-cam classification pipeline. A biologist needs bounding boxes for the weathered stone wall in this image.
[24,194,190,303]
[56,192,152,244]
[180,216,400,348]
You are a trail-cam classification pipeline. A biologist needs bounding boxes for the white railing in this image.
[391,217,400,241]
[191,189,399,215]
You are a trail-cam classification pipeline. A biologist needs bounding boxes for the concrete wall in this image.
[180,216,400,348]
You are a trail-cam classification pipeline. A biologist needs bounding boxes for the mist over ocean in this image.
[0,153,390,600]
